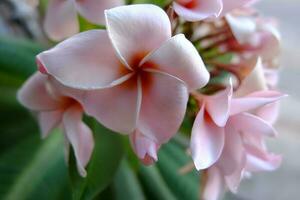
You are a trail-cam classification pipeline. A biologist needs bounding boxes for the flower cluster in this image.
[18,0,285,199]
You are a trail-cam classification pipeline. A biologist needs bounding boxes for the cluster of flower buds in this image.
[18,0,286,199]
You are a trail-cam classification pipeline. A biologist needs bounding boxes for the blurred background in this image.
[0,0,299,199]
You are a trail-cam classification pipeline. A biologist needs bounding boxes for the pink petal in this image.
[205,83,232,127]
[37,30,130,90]
[230,90,285,115]
[130,129,158,165]
[224,153,246,193]
[235,58,268,97]
[202,167,224,200]
[173,0,223,22]
[217,124,245,176]
[137,71,188,144]
[257,23,281,61]
[245,144,282,172]
[141,34,209,90]
[63,104,94,177]
[17,72,60,111]
[105,4,171,68]
[230,113,277,137]
[221,0,255,16]
[38,110,63,138]
[191,105,225,170]
[255,101,280,124]
[225,14,257,45]
[75,0,123,25]
[44,0,79,41]
[83,76,141,134]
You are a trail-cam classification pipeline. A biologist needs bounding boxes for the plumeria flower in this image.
[36,4,210,164]
[18,72,94,177]
[44,0,124,41]
[173,0,256,22]
[191,82,285,200]
[236,58,281,124]
[225,13,281,63]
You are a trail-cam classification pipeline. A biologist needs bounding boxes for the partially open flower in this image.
[191,82,285,199]
[36,4,210,164]
[17,72,94,177]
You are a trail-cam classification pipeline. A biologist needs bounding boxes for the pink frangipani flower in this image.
[18,72,94,177]
[225,13,281,62]
[44,0,124,41]
[36,4,210,164]
[173,0,256,22]
[191,83,285,200]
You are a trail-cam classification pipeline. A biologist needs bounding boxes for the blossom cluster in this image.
[18,0,285,199]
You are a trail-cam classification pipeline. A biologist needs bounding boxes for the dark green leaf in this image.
[0,131,70,200]
[113,159,145,200]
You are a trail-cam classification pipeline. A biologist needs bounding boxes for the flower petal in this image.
[75,0,123,25]
[224,153,246,193]
[37,30,130,90]
[130,129,158,165]
[221,0,254,16]
[231,113,277,137]
[255,101,280,124]
[17,72,60,111]
[225,14,257,45]
[191,105,225,170]
[141,34,209,90]
[44,0,78,41]
[63,104,94,177]
[217,124,245,176]
[173,0,223,22]
[235,58,268,97]
[138,71,188,144]
[245,143,282,172]
[230,90,285,115]
[105,4,171,68]
[205,83,232,127]
[38,110,63,138]
[83,76,141,134]
[202,167,224,200]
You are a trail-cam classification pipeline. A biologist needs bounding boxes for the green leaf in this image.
[69,120,124,200]
[113,159,146,200]
[0,131,70,200]
[156,142,200,200]
[138,165,177,200]
[0,37,43,82]
[131,0,171,7]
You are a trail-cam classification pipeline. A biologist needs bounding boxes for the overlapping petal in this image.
[202,167,224,200]
[173,0,223,22]
[63,104,94,177]
[205,84,232,127]
[130,130,158,165]
[105,4,171,68]
[75,0,123,25]
[217,125,245,175]
[138,71,188,143]
[83,77,141,134]
[44,0,78,41]
[37,30,129,89]
[191,105,225,170]
[231,113,277,137]
[230,90,285,115]
[17,72,60,111]
[38,110,63,138]
[141,34,209,90]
